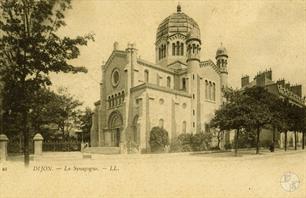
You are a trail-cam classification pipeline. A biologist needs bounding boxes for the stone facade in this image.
[90,5,228,152]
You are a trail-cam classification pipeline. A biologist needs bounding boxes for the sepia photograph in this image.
[0,0,305,197]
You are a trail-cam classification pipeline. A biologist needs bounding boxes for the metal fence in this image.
[42,141,81,152]
[7,141,81,153]
[7,141,34,154]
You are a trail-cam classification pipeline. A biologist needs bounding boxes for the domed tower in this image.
[186,29,201,66]
[155,4,201,67]
[216,44,228,88]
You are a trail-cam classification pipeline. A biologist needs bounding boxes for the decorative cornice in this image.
[187,58,200,63]
[155,33,187,45]
[276,84,305,106]
[215,54,228,59]
[131,83,192,98]
[137,59,175,75]
[186,38,202,45]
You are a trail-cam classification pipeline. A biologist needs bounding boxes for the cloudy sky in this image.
[50,0,306,108]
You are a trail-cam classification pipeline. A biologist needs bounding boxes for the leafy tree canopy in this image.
[0,0,94,113]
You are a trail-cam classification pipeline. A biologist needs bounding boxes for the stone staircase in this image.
[83,147,121,155]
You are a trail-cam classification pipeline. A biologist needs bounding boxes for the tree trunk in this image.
[235,129,239,156]
[302,131,305,150]
[272,127,276,152]
[294,131,297,150]
[217,131,221,149]
[22,110,30,167]
[256,126,260,154]
[284,131,287,151]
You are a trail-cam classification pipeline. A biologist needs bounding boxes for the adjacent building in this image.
[241,69,306,148]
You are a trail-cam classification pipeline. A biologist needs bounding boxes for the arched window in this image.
[182,121,187,133]
[176,41,180,56]
[209,82,212,100]
[161,45,163,59]
[158,47,161,60]
[122,91,125,102]
[144,70,149,83]
[205,80,208,99]
[114,94,117,106]
[192,44,195,54]
[181,43,184,55]
[159,119,164,128]
[167,76,171,88]
[172,43,175,56]
[163,44,166,58]
[217,59,220,66]
[212,83,216,101]
[108,96,111,108]
[182,78,186,90]
[111,96,114,107]
[118,93,121,104]
[132,115,139,143]
[161,45,164,59]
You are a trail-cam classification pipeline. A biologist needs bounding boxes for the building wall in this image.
[130,86,192,151]
[91,49,225,151]
[199,66,222,130]
[134,62,175,89]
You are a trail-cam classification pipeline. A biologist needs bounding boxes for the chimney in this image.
[255,73,265,87]
[265,69,272,80]
[290,85,302,97]
[285,83,290,90]
[241,75,250,88]
[276,79,285,87]
[113,41,119,51]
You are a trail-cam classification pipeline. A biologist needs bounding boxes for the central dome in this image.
[156,5,201,42]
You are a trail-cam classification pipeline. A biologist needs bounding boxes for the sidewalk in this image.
[3,148,305,163]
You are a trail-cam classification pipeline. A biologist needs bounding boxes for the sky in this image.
[50,0,306,108]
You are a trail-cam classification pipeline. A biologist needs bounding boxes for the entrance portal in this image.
[115,128,120,146]
[108,111,123,147]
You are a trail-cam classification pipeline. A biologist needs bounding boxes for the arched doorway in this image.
[132,115,139,144]
[108,111,123,147]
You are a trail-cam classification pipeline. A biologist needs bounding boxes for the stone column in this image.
[33,133,43,156]
[0,134,8,162]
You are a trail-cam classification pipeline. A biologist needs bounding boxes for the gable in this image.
[104,51,128,96]
[200,60,220,75]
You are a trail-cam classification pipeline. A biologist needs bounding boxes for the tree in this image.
[52,87,82,137]
[210,88,252,156]
[3,87,83,142]
[149,126,169,153]
[190,132,212,151]
[78,107,92,143]
[287,104,305,150]
[0,0,94,166]
[302,107,306,150]
[242,87,274,154]
[214,129,224,150]
[268,96,289,152]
